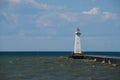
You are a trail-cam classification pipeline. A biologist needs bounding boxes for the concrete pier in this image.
[69,54,120,66]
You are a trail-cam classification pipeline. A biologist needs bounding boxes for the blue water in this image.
[0,52,120,80]
[0,51,120,57]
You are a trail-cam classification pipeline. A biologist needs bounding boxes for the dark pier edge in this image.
[68,52,84,59]
[68,53,120,67]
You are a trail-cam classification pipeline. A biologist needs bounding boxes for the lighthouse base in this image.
[69,53,84,59]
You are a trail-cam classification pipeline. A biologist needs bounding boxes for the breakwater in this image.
[69,54,120,66]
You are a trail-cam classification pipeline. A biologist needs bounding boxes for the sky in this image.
[0,0,120,51]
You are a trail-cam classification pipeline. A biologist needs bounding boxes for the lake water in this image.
[0,52,120,80]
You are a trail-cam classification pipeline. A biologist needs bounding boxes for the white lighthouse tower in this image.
[74,28,82,54]
[69,28,83,58]
[72,28,83,58]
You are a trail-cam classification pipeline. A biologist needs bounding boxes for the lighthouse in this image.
[74,28,82,54]
[69,28,84,59]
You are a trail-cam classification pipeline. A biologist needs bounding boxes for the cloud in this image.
[102,12,118,20]
[8,0,65,10]
[59,13,78,22]
[36,16,52,27]
[36,19,51,27]
[82,8,99,15]
[1,12,18,26]
[27,0,49,9]
[59,14,73,22]
[8,0,49,9]
[28,0,65,10]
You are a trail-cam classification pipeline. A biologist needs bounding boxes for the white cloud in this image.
[59,13,78,22]
[59,14,72,21]
[102,12,115,20]
[37,20,51,27]
[8,0,65,10]
[36,16,52,27]
[28,0,65,10]
[2,12,18,26]
[102,12,120,21]
[82,8,99,15]
[27,0,49,9]
[8,0,49,9]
